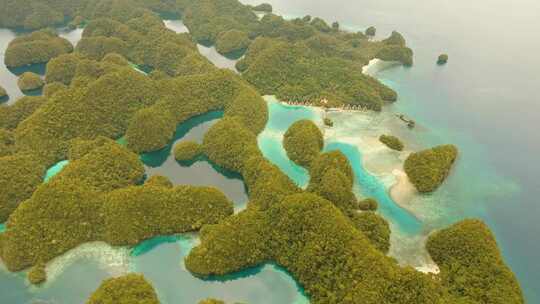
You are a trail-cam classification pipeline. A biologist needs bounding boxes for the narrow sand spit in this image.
[390,169,418,209]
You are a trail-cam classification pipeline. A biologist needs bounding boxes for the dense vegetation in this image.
[86,274,160,304]
[427,220,524,304]
[379,134,404,151]
[283,120,324,167]
[0,141,233,270]
[4,29,73,67]
[237,33,405,110]
[186,193,445,304]
[174,140,203,162]
[42,81,67,97]
[125,106,176,153]
[358,198,379,211]
[438,54,449,64]
[215,29,251,57]
[404,145,458,192]
[249,3,272,12]
[0,1,523,303]
[27,262,47,285]
[17,72,44,91]
[365,26,376,36]
[0,153,45,222]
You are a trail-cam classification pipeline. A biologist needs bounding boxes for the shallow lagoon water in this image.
[257,97,322,188]
[44,160,69,182]
[132,235,309,304]
[241,0,540,298]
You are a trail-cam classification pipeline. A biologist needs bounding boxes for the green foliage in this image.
[144,175,173,188]
[174,141,202,162]
[182,0,259,44]
[17,67,160,163]
[358,198,379,211]
[187,193,449,304]
[125,106,176,153]
[17,72,44,91]
[0,129,16,157]
[0,153,45,223]
[203,117,261,173]
[311,17,331,33]
[102,52,130,66]
[27,261,47,285]
[86,274,160,304]
[102,184,233,245]
[4,29,73,68]
[0,96,46,130]
[365,26,376,36]
[215,30,251,56]
[43,82,67,98]
[427,219,524,304]
[45,53,84,84]
[379,134,404,151]
[250,3,272,12]
[283,119,324,167]
[0,142,143,270]
[323,118,333,127]
[376,45,414,66]
[404,145,458,192]
[438,54,449,65]
[239,36,400,110]
[349,211,390,253]
[76,36,129,60]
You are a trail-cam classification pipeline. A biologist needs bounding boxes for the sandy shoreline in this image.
[389,169,418,212]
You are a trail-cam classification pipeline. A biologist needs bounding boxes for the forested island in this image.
[0,0,524,303]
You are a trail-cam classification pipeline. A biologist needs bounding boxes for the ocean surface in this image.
[240,0,540,301]
[1,1,539,301]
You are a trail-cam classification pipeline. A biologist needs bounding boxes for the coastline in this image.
[389,169,418,214]
[39,242,131,287]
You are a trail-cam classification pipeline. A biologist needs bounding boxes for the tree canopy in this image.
[404,145,458,192]
[4,29,73,67]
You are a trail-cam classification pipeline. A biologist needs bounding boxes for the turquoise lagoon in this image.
[240,0,540,298]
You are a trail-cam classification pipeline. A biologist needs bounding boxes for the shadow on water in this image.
[132,234,310,304]
[141,110,249,207]
[7,63,46,77]
[141,111,224,167]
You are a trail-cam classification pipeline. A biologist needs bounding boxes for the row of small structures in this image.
[283,99,416,128]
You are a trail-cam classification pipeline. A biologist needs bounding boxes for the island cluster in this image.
[0,0,523,303]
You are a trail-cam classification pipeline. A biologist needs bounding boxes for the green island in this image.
[404,144,459,192]
[215,29,251,57]
[174,140,203,162]
[379,134,404,151]
[85,274,160,304]
[17,72,44,91]
[4,29,73,67]
[438,54,449,64]
[427,220,523,303]
[365,26,376,36]
[0,0,524,303]
[283,119,324,167]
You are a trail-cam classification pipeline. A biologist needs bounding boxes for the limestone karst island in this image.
[1,0,539,303]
